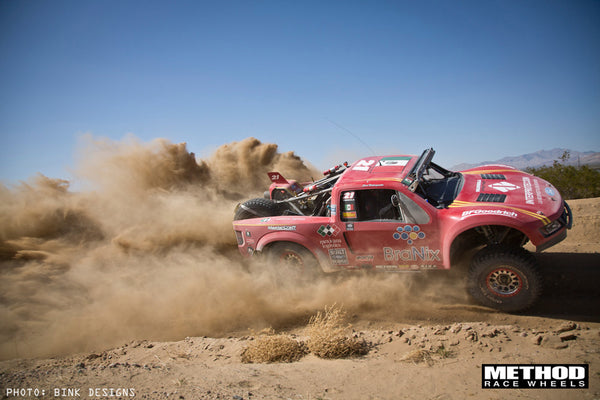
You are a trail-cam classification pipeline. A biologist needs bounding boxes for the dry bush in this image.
[241,330,306,363]
[305,304,369,359]
[401,349,434,365]
[401,345,454,366]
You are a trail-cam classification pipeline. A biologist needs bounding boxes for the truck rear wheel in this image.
[234,198,283,220]
[467,245,542,312]
[266,242,322,281]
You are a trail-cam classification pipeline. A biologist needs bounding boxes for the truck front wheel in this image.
[467,245,542,312]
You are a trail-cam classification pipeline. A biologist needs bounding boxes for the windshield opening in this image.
[403,149,463,208]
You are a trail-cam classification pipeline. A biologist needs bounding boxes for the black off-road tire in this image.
[467,245,542,312]
[234,198,283,221]
[266,242,323,282]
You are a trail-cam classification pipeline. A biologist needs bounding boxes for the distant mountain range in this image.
[452,148,600,171]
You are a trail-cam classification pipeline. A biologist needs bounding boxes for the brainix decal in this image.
[392,225,426,244]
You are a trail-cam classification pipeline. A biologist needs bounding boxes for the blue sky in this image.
[1,0,599,184]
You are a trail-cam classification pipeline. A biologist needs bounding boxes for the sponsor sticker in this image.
[523,177,534,205]
[342,211,357,219]
[317,224,339,237]
[534,179,544,204]
[329,248,349,265]
[320,238,343,249]
[461,209,518,219]
[545,187,556,197]
[488,182,521,193]
[374,264,423,271]
[379,156,411,167]
[267,225,297,231]
[482,364,588,389]
[353,159,376,171]
[383,246,441,262]
[362,183,384,187]
[392,225,426,244]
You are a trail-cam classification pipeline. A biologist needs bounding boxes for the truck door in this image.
[340,189,443,270]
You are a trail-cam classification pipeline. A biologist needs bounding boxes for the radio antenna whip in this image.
[326,118,377,156]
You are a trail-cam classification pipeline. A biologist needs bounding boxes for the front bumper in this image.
[536,201,573,252]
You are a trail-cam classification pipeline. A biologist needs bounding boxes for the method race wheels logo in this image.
[482,364,588,389]
[488,182,520,193]
[393,225,425,245]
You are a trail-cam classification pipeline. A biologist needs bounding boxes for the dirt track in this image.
[1,197,598,400]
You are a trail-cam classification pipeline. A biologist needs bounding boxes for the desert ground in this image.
[0,196,597,400]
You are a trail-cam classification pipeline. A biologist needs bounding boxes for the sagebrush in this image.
[305,304,369,359]
[241,330,306,363]
[526,151,600,199]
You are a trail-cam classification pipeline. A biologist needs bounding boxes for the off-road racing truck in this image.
[232,148,572,312]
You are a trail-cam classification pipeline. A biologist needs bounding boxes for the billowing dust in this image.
[0,136,468,360]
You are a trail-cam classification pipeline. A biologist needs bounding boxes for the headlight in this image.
[540,220,562,237]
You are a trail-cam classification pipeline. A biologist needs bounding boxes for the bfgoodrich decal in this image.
[461,209,518,219]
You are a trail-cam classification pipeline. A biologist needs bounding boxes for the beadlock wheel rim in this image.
[279,251,305,269]
[486,267,522,297]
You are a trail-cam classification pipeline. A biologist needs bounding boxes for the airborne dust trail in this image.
[0,135,468,360]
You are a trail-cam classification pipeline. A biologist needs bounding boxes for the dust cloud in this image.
[0,136,468,360]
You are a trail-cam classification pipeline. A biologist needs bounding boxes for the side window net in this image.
[341,189,399,221]
[340,189,430,224]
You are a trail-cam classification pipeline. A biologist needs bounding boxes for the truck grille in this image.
[476,193,507,203]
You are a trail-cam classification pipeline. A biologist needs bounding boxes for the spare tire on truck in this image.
[234,198,284,220]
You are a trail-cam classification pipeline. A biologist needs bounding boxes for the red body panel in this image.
[233,155,569,272]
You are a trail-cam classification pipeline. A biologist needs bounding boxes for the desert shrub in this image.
[401,344,454,366]
[401,349,434,365]
[526,152,600,199]
[305,304,369,359]
[241,330,306,363]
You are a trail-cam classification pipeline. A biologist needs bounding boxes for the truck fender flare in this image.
[256,232,333,272]
[443,221,533,268]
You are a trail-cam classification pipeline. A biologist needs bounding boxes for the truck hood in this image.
[454,164,564,221]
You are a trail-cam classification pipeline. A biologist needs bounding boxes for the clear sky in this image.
[1,0,599,184]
